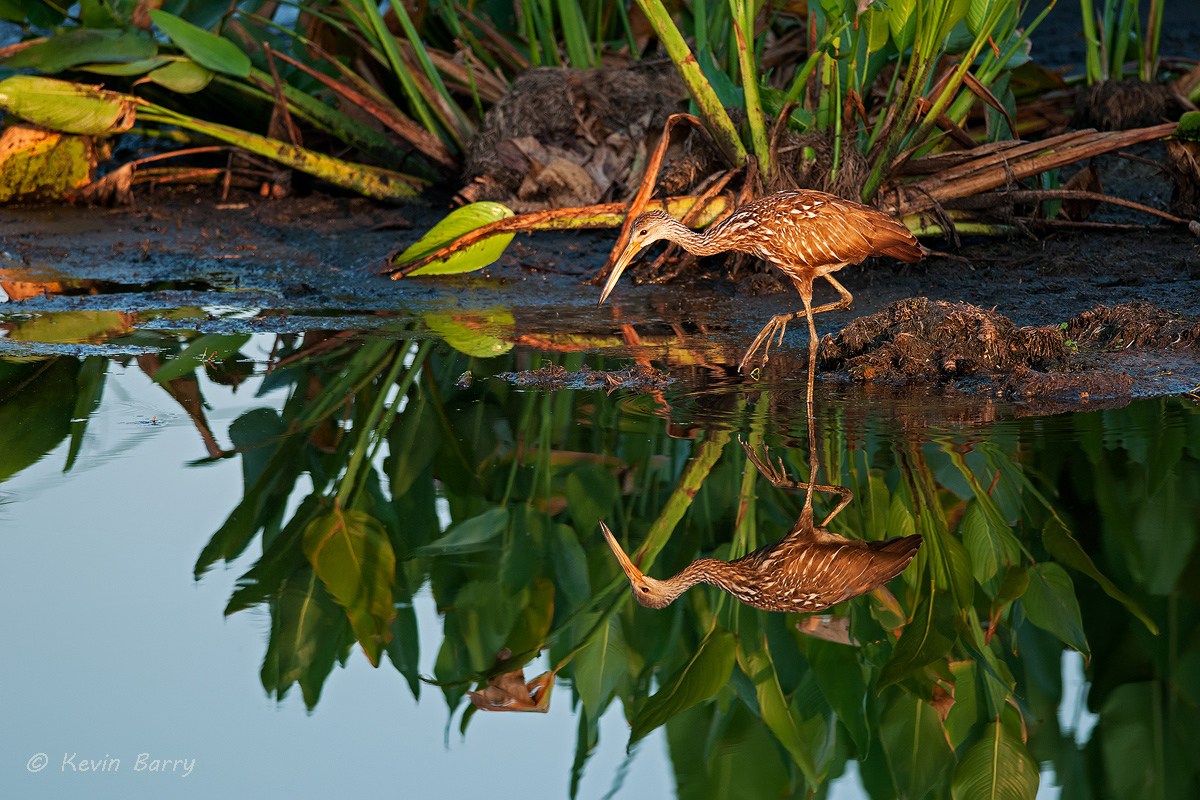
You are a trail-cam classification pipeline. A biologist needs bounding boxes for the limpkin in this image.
[599,440,922,614]
[598,190,922,399]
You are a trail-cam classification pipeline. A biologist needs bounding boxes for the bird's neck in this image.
[661,218,726,257]
[657,558,744,602]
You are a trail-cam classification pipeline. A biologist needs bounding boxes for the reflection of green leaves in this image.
[573,612,627,719]
[1023,563,1089,659]
[738,641,818,784]
[303,507,396,666]
[880,692,956,800]
[952,721,1039,800]
[395,202,515,276]
[630,627,735,745]
[423,309,514,358]
[260,565,348,710]
[417,506,509,555]
[878,589,956,689]
[152,333,248,383]
[149,10,251,77]
[809,638,870,756]
[1042,515,1158,634]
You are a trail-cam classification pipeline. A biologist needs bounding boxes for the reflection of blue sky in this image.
[0,355,673,798]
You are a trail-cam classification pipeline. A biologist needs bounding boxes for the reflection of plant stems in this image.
[338,343,411,506]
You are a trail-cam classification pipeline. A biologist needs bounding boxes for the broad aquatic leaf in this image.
[962,500,1007,584]
[886,0,917,52]
[0,76,137,135]
[0,28,156,73]
[396,202,515,276]
[149,10,251,77]
[951,721,1039,800]
[808,638,871,756]
[303,507,396,666]
[878,589,956,689]
[1022,562,1089,658]
[260,565,348,710]
[416,506,510,555]
[880,692,956,800]
[144,59,214,94]
[386,604,421,699]
[152,333,249,383]
[424,309,514,358]
[630,627,735,745]
[739,642,818,784]
[1041,515,1157,634]
[573,613,627,719]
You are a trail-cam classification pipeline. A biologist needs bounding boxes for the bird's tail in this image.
[867,213,923,263]
[876,534,923,557]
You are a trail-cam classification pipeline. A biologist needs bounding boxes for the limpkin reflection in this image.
[601,418,922,613]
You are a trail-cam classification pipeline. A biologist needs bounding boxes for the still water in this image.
[1,313,1197,799]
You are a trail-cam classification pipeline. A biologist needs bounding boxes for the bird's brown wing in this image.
[749,191,922,269]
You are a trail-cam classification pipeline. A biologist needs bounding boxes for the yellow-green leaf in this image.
[144,59,214,94]
[149,9,251,77]
[0,76,137,135]
[951,721,1039,800]
[396,202,515,276]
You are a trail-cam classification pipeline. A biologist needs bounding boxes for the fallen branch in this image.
[383,194,731,278]
[944,188,1190,225]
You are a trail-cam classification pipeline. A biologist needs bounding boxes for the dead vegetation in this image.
[498,362,674,392]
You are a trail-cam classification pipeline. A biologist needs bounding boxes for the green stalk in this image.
[1111,0,1136,81]
[536,0,563,66]
[139,107,422,199]
[341,0,443,142]
[781,19,851,108]
[557,0,595,67]
[1143,0,1163,82]
[388,0,473,141]
[730,0,770,178]
[521,0,542,65]
[694,0,708,53]
[633,0,747,166]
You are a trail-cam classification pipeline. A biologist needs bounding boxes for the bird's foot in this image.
[738,314,794,376]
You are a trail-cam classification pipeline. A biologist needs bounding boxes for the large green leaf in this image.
[880,692,956,800]
[1022,562,1089,659]
[416,506,510,555]
[0,28,156,73]
[630,627,735,745]
[423,309,514,358]
[149,10,251,77]
[738,642,818,784]
[573,613,627,719]
[878,590,956,689]
[395,202,516,276]
[260,565,349,710]
[951,721,1039,800]
[303,507,396,666]
[144,59,214,94]
[1041,515,1157,634]
[808,638,870,756]
[0,75,137,135]
[77,58,171,76]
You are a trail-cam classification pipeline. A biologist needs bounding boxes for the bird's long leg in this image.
[801,282,819,407]
[739,439,854,525]
[737,275,852,375]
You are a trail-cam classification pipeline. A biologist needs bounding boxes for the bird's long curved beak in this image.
[599,521,644,582]
[597,239,641,306]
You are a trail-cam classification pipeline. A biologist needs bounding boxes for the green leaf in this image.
[76,58,172,76]
[0,75,137,135]
[878,589,956,689]
[961,500,1011,584]
[423,309,514,358]
[149,9,251,77]
[0,28,156,73]
[740,642,818,783]
[303,507,396,666]
[880,692,956,800]
[886,0,918,52]
[630,627,735,745]
[1041,515,1157,634]
[808,638,870,756]
[416,506,510,555]
[386,604,421,699]
[396,202,516,276]
[152,333,249,383]
[1022,562,1089,658]
[951,721,1039,800]
[144,59,214,94]
[260,565,348,710]
[573,613,627,719]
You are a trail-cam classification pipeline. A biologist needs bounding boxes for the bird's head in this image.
[599,520,675,609]
[598,210,678,306]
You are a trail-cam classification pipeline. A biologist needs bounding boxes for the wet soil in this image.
[498,362,675,392]
[3,184,1200,413]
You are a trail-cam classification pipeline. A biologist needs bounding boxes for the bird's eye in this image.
[638,229,648,236]
[640,587,650,593]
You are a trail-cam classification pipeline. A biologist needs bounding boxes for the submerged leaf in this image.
[395,202,515,276]
[0,76,138,136]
